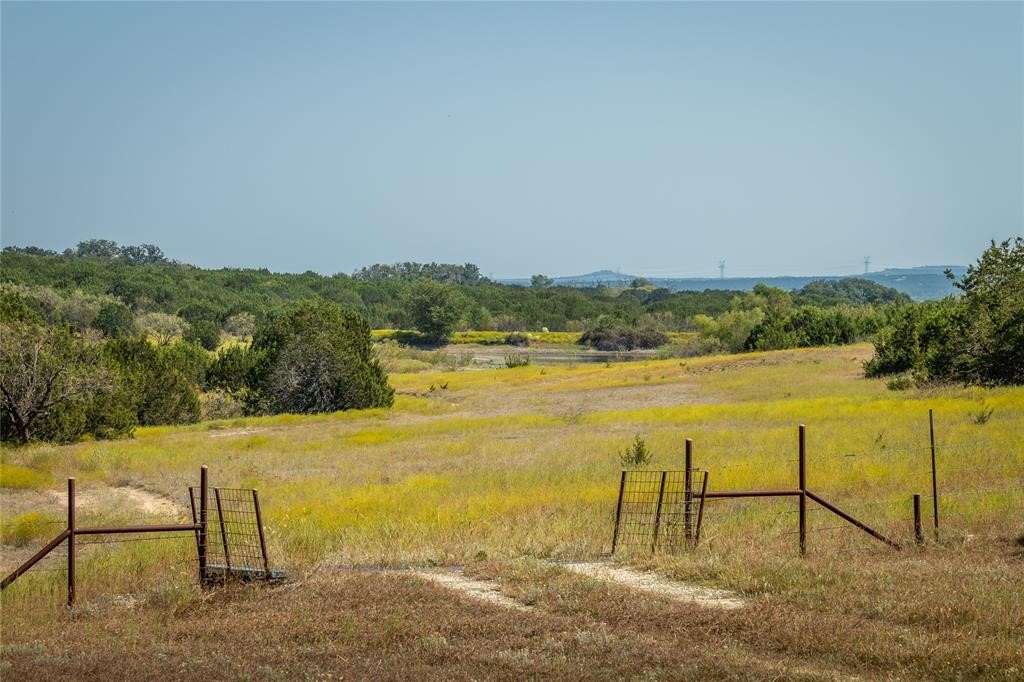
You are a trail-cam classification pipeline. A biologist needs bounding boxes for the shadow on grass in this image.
[389,330,444,348]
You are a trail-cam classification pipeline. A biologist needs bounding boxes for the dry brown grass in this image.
[7,538,1020,681]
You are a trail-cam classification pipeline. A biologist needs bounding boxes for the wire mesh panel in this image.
[612,470,706,554]
[189,486,271,581]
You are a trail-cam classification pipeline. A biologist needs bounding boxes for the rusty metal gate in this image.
[188,486,284,583]
[611,469,708,554]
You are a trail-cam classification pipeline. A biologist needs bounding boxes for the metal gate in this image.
[188,485,285,583]
[611,469,708,554]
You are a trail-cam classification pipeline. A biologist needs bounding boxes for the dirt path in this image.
[560,562,745,610]
[50,484,183,517]
[409,569,534,612]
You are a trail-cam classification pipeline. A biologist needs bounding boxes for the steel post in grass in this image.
[806,490,900,549]
[651,471,668,553]
[799,425,807,556]
[67,478,76,608]
[0,529,70,590]
[198,466,208,585]
[929,409,939,539]
[188,487,199,546]
[914,494,923,545]
[611,470,626,554]
[214,487,231,570]
[693,472,709,548]
[684,439,693,541]
[253,489,270,575]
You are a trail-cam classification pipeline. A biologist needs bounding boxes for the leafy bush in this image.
[865,238,1023,386]
[247,300,394,414]
[578,325,668,351]
[794,279,911,307]
[619,434,653,468]
[504,354,531,368]
[223,312,256,338]
[404,279,467,343]
[0,289,44,324]
[885,374,915,391]
[0,322,123,443]
[200,390,244,421]
[103,337,203,427]
[93,302,136,338]
[184,319,222,351]
[505,332,530,347]
[972,404,994,425]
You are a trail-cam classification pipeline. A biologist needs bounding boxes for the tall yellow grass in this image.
[2,343,1021,611]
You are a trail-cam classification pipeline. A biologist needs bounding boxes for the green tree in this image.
[184,320,222,351]
[630,277,652,289]
[866,239,1023,385]
[103,337,204,426]
[137,312,188,346]
[404,279,466,343]
[951,237,1024,384]
[0,323,115,443]
[93,302,136,338]
[248,300,393,414]
[75,239,120,259]
[0,289,43,324]
[530,274,554,288]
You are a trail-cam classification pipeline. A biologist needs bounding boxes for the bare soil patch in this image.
[409,569,533,612]
[50,484,183,518]
[560,561,745,609]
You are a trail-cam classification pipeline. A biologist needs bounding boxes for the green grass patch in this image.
[1,511,63,547]
[0,464,53,490]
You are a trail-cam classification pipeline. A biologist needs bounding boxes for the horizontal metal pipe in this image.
[704,489,803,498]
[1,529,70,590]
[74,524,201,536]
[805,490,901,550]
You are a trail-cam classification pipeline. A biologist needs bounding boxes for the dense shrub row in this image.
[578,325,669,351]
[1,295,391,444]
[2,242,900,342]
[865,239,1023,386]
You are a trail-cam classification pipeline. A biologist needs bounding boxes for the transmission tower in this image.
[863,256,870,274]
[718,260,725,279]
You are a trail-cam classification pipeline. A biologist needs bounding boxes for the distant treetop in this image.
[4,239,170,265]
[351,261,483,284]
[793,278,911,307]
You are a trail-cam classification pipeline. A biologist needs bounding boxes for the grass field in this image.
[2,343,1022,679]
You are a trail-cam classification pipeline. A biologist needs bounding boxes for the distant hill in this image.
[501,266,966,301]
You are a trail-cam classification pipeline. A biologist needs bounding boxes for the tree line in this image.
[864,238,1023,386]
[1,241,907,344]
[6,237,1014,445]
[1,293,390,444]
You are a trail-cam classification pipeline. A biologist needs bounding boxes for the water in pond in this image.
[451,348,658,368]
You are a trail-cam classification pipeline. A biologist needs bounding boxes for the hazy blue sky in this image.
[2,2,1021,278]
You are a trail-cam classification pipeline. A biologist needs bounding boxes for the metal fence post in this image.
[214,487,231,570]
[929,409,939,540]
[913,493,923,545]
[651,471,668,553]
[799,424,807,556]
[611,470,627,554]
[693,471,709,548]
[252,489,270,575]
[198,466,208,584]
[67,478,76,608]
[684,439,693,541]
